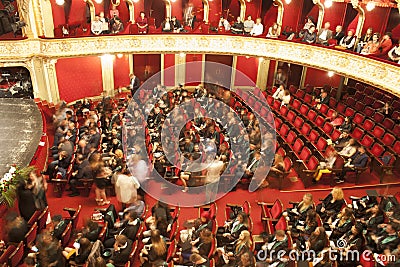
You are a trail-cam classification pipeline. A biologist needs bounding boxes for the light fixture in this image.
[55,0,64,5]
[94,0,103,4]
[259,57,264,62]
[328,71,334,77]
[366,1,375,11]
[324,0,333,8]
[100,54,115,63]
[171,0,176,2]
[285,0,292,4]
[117,54,123,58]
[179,52,185,58]
[133,0,139,2]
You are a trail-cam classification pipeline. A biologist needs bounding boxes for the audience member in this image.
[316,22,332,45]
[231,17,244,34]
[250,18,263,36]
[137,11,148,34]
[243,16,254,35]
[266,22,280,38]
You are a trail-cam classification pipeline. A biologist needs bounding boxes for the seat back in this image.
[275,216,288,231]
[61,222,73,247]
[242,200,251,215]
[270,199,283,219]
[9,242,25,267]
[25,222,38,248]
[37,206,49,232]
[166,239,177,262]
[98,222,109,243]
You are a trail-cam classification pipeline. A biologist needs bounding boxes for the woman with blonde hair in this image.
[220,230,252,266]
[283,193,314,223]
[317,187,345,220]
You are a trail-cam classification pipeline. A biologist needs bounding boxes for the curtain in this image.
[64,0,72,24]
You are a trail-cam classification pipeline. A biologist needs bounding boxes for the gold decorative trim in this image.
[1,35,399,97]
[124,0,135,23]
[351,0,365,38]
[238,0,246,21]
[273,0,284,35]
[84,0,95,23]
[202,0,209,24]
[312,0,325,31]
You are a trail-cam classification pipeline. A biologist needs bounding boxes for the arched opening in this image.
[145,0,169,28]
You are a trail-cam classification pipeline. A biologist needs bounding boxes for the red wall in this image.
[267,60,276,87]
[263,6,278,31]
[304,68,341,88]
[185,54,202,86]
[164,54,175,87]
[235,56,258,86]
[133,54,161,86]
[56,56,103,103]
[209,0,222,25]
[205,54,233,89]
[171,0,183,21]
[282,0,304,31]
[363,7,391,34]
[245,0,262,20]
[323,2,346,29]
[227,0,241,21]
[113,55,130,89]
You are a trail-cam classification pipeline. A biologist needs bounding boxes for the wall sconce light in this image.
[117,54,123,58]
[56,0,65,5]
[366,1,375,11]
[327,71,334,77]
[285,0,291,4]
[94,0,103,4]
[259,57,264,62]
[324,0,333,8]
[179,52,185,58]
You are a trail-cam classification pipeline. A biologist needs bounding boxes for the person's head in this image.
[24,257,36,267]
[126,210,137,221]
[190,253,204,264]
[314,226,325,236]
[274,153,283,164]
[309,25,316,33]
[303,193,313,205]
[324,22,330,29]
[94,256,107,267]
[339,207,353,219]
[358,146,366,154]
[275,230,286,241]
[247,15,252,21]
[272,22,278,29]
[253,151,261,160]
[366,27,373,35]
[99,11,104,18]
[199,228,213,243]
[220,16,225,22]
[348,29,354,36]
[386,223,398,234]
[89,127,97,135]
[111,5,117,10]
[85,220,99,232]
[172,16,176,22]
[306,209,317,222]
[95,15,100,21]
[200,211,210,222]
[351,223,363,235]
[239,230,251,243]
[79,237,92,252]
[383,32,392,40]
[140,11,145,18]
[256,18,262,24]
[115,234,128,248]
[51,214,62,225]
[237,17,241,22]
[348,138,355,146]
[240,252,252,263]
[336,25,343,32]
[332,187,344,200]
[165,17,170,22]
[237,211,248,225]
[321,91,328,98]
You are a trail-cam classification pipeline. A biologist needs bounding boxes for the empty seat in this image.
[364,86,373,95]
[351,127,364,140]
[353,113,365,125]
[315,116,325,127]
[369,143,385,158]
[315,137,328,152]
[292,138,304,154]
[336,102,346,113]
[295,89,305,99]
[354,102,365,112]
[364,106,375,117]
[322,122,334,135]
[362,119,375,131]
[309,130,319,144]
[285,130,296,144]
[274,117,283,130]
[329,98,337,108]
[300,123,311,136]
[382,133,395,147]
[344,107,355,117]
[299,104,309,115]
[393,125,400,136]
[346,97,356,107]
[287,111,296,123]
[382,118,395,130]
[372,100,384,109]
[392,141,400,154]
[293,117,304,128]
[354,91,364,101]
[319,104,329,114]
[372,125,385,139]
[373,112,385,124]
[304,94,313,104]
[273,100,281,110]
[331,129,341,141]
[299,147,312,161]
[372,91,383,100]
[392,100,400,110]
[355,83,365,92]
[360,135,374,149]
[292,99,301,110]
[363,95,374,105]
[307,110,317,121]
[280,105,289,116]
[279,124,290,138]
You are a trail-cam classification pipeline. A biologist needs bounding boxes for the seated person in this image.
[62,237,92,264]
[316,187,346,220]
[216,230,252,267]
[190,253,210,267]
[291,209,318,240]
[104,210,141,248]
[356,27,373,53]
[256,230,289,266]
[243,16,254,35]
[335,146,369,184]
[139,230,167,267]
[108,235,133,266]
[302,25,317,44]
[50,214,68,241]
[360,204,384,233]
[337,138,357,158]
[91,15,103,35]
[338,116,353,134]
[260,153,285,188]
[5,213,29,244]
[339,29,356,50]
[326,207,354,241]
[250,18,263,36]
[231,17,244,34]
[314,91,330,109]
[68,154,92,197]
[272,84,285,100]
[240,151,261,182]
[312,150,344,183]
[283,193,314,223]
[79,220,100,242]
[111,17,124,34]
[171,16,183,33]
[360,32,380,55]
[388,40,400,63]
[124,199,146,218]
[368,223,399,253]
[177,228,213,264]
[266,22,280,38]
[162,17,173,32]
[369,32,393,58]
[146,201,173,226]
[217,212,248,247]
[325,111,343,127]
[316,22,333,45]
[218,17,231,31]
[137,11,148,34]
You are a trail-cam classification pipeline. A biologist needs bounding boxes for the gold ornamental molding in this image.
[0,35,399,97]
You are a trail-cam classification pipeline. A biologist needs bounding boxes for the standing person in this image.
[128,154,148,185]
[92,161,112,206]
[205,157,225,203]
[114,167,140,210]
[137,11,148,34]
[29,170,48,210]
[17,179,37,221]
[129,72,140,96]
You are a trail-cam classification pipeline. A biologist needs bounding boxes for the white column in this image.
[100,55,115,97]
[256,58,270,90]
[175,53,186,86]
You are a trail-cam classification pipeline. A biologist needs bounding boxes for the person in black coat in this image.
[68,155,93,197]
[317,188,346,220]
[17,180,37,221]
[5,213,29,244]
[129,72,140,96]
[104,210,141,248]
[109,235,133,266]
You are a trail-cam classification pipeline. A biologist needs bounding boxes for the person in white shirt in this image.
[250,18,263,36]
[243,15,254,35]
[218,17,231,31]
[316,22,333,45]
[272,84,285,100]
[91,15,103,35]
[205,158,225,202]
[281,90,291,107]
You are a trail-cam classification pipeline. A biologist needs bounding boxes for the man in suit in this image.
[316,22,333,45]
[129,72,140,96]
[88,127,101,149]
[68,155,92,197]
[333,25,345,43]
[51,214,68,240]
[336,146,369,183]
[257,230,289,266]
[110,234,133,266]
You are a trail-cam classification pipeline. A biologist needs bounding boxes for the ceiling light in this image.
[56,0,64,5]
[328,71,334,77]
[94,0,103,4]
[285,0,292,4]
[324,0,333,8]
[133,0,139,2]
[117,54,123,58]
[259,57,264,62]
[366,1,375,11]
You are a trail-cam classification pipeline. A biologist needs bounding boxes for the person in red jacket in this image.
[370,32,393,58]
